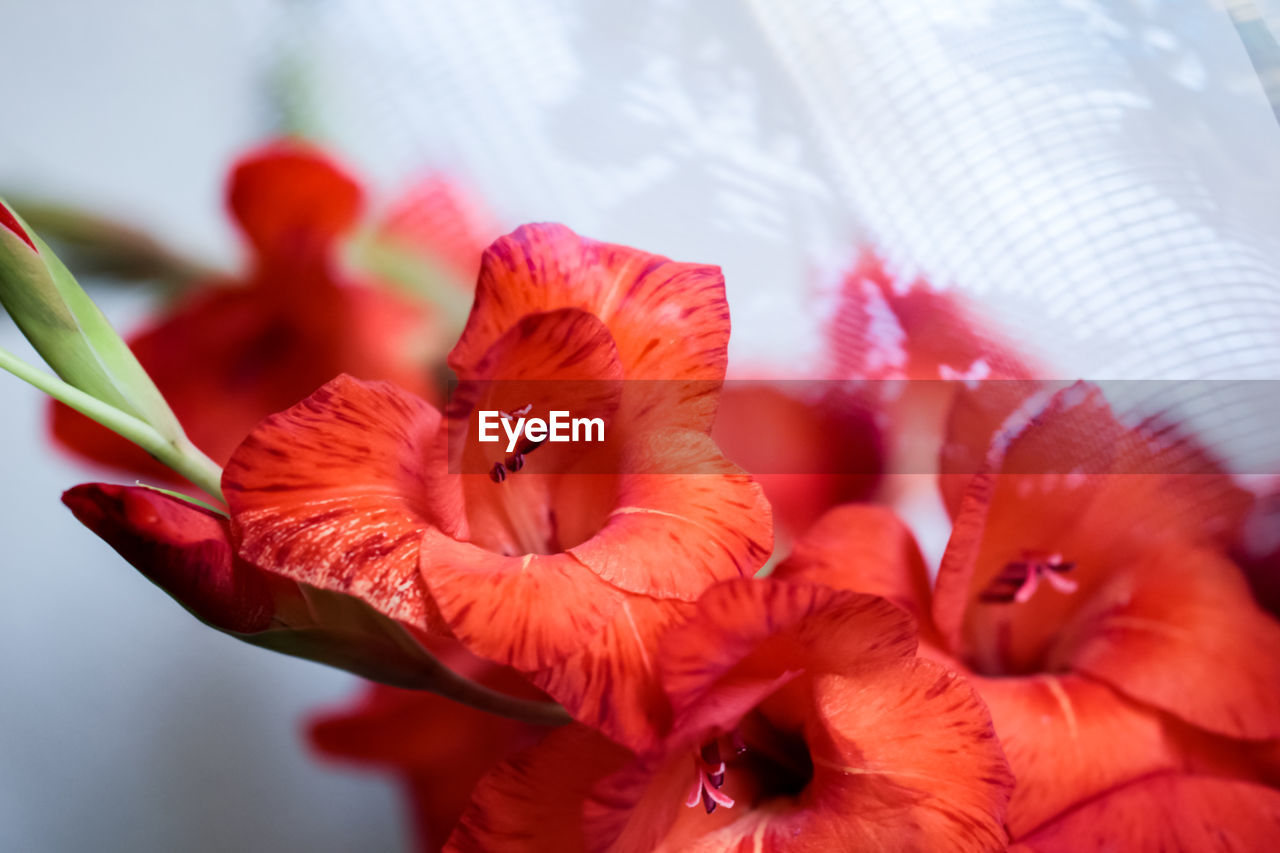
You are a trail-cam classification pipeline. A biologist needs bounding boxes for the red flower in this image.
[447,577,1013,851]
[51,140,487,480]
[222,223,773,748]
[777,382,1280,839]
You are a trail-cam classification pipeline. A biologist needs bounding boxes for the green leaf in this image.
[0,198,183,440]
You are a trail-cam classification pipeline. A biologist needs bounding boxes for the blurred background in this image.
[3,1,1280,850]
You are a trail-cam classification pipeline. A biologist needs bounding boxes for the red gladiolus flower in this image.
[447,577,1013,852]
[223,223,773,748]
[50,140,488,481]
[310,641,549,852]
[777,382,1280,839]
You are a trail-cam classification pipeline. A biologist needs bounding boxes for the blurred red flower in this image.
[310,640,550,852]
[51,140,494,481]
[223,223,773,748]
[446,577,1012,851]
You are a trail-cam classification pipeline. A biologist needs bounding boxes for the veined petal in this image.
[773,504,934,631]
[227,140,362,258]
[1066,544,1280,740]
[418,529,626,671]
[530,596,693,751]
[450,223,729,429]
[765,662,1012,853]
[224,375,464,633]
[1010,774,1280,851]
[974,673,1179,837]
[659,579,918,733]
[569,429,773,600]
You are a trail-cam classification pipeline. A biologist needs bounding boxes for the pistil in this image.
[980,551,1078,604]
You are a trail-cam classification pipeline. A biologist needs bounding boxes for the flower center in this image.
[683,717,814,816]
[979,551,1077,604]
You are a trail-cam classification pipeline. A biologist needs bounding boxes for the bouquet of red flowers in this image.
[3,139,1279,852]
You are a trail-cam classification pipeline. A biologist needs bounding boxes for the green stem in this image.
[0,345,225,503]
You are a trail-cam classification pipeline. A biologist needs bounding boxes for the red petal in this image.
[449,223,729,430]
[224,375,464,633]
[1,201,36,251]
[227,140,362,257]
[1010,774,1280,850]
[446,723,633,853]
[1066,544,1280,740]
[659,579,918,734]
[775,661,1011,852]
[530,596,692,750]
[417,530,625,671]
[973,673,1180,837]
[568,428,772,600]
[62,483,281,634]
[773,503,934,633]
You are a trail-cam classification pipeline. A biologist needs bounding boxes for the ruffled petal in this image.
[773,661,1012,853]
[1010,774,1280,851]
[417,529,625,671]
[450,223,729,430]
[1066,544,1280,740]
[224,375,464,633]
[659,579,918,733]
[772,504,933,631]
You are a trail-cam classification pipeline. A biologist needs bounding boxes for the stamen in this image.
[980,551,1077,604]
[684,739,736,815]
[487,403,545,484]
